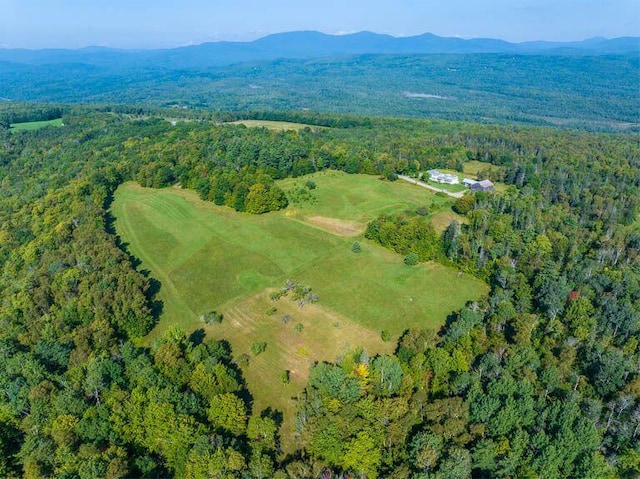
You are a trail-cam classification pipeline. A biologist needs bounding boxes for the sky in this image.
[1,0,638,49]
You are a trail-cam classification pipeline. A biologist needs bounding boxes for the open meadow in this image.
[279,170,453,222]
[10,117,64,131]
[112,171,488,450]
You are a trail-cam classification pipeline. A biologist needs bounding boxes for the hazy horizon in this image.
[1,0,638,49]
[1,29,638,52]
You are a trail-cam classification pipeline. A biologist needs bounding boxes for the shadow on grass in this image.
[189,328,206,346]
[104,193,164,324]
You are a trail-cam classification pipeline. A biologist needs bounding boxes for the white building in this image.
[427,169,460,185]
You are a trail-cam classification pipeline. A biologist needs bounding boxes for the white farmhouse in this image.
[427,169,460,185]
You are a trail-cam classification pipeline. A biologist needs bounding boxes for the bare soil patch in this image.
[305,215,365,237]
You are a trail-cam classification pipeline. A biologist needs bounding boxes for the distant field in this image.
[112,172,487,450]
[229,119,322,131]
[10,118,64,131]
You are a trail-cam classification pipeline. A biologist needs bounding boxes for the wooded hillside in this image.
[0,106,638,478]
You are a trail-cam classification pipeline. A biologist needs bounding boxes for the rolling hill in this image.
[0,31,637,67]
[111,172,488,449]
[0,31,637,130]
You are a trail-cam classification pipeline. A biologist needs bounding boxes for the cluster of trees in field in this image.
[194,169,289,214]
[365,214,443,262]
[0,105,638,478]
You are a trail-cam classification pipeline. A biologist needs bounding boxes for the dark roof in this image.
[471,179,494,190]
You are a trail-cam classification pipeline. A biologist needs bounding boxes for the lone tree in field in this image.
[200,311,223,325]
[351,241,362,253]
[251,342,267,356]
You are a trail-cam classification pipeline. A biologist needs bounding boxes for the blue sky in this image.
[1,0,638,49]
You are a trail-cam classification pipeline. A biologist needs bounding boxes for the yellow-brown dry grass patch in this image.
[198,287,393,453]
[430,210,468,233]
[304,215,365,237]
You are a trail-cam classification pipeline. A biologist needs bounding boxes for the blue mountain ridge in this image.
[0,31,637,68]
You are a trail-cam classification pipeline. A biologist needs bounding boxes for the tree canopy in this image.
[0,104,638,478]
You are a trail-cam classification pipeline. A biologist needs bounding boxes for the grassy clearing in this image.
[279,170,452,225]
[113,178,481,336]
[305,216,364,236]
[463,160,504,177]
[229,119,322,131]
[10,118,64,131]
[112,172,488,451]
[430,210,468,233]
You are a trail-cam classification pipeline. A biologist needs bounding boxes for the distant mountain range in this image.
[1,31,637,130]
[0,31,638,68]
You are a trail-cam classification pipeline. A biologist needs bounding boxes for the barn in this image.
[470,179,494,191]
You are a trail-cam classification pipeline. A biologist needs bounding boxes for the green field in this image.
[112,171,487,450]
[280,170,453,222]
[229,119,322,131]
[430,209,468,233]
[463,160,504,177]
[10,118,64,131]
[423,178,468,193]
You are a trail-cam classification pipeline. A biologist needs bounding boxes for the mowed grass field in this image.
[281,170,465,233]
[112,171,488,451]
[10,118,64,131]
[279,170,452,222]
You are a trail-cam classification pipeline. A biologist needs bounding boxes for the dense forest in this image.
[1,51,638,130]
[0,105,638,478]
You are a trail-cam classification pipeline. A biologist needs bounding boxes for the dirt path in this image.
[398,175,465,198]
